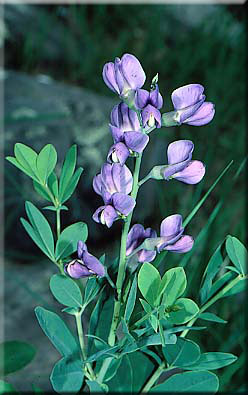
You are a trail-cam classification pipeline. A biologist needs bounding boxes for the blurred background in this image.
[3,3,246,392]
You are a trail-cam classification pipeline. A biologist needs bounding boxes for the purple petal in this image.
[124,132,149,153]
[158,214,184,251]
[184,102,215,126]
[142,104,162,128]
[126,224,145,256]
[102,62,119,94]
[150,85,163,109]
[110,103,140,132]
[93,174,103,196]
[107,142,130,166]
[92,206,106,224]
[77,241,87,259]
[165,235,194,253]
[135,89,149,109]
[109,125,124,143]
[171,84,205,110]
[167,140,194,165]
[144,227,157,239]
[101,163,117,194]
[82,251,105,277]
[114,57,125,95]
[120,54,146,90]
[173,160,206,184]
[112,164,133,194]
[101,188,112,205]
[65,260,92,279]
[103,205,119,228]
[137,249,157,263]
[112,192,136,216]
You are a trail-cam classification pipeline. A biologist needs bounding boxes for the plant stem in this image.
[56,208,61,239]
[75,311,96,380]
[141,363,167,393]
[180,274,245,338]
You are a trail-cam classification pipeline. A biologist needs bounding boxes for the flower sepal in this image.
[161,111,181,127]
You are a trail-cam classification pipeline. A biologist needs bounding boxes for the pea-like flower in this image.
[135,84,163,128]
[64,241,105,279]
[156,214,194,253]
[102,54,146,98]
[149,140,205,185]
[126,224,157,263]
[92,163,136,227]
[171,84,215,126]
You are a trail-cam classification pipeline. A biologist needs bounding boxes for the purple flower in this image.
[110,102,140,133]
[126,224,157,263]
[102,54,146,97]
[157,215,194,253]
[135,84,163,128]
[163,140,205,184]
[171,84,215,126]
[64,241,105,279]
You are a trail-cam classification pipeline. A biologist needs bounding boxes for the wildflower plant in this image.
[4,53,247,393]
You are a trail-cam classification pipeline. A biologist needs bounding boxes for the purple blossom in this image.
[157,215,194,253]
[126,224,157,263]
[110,102,140,133]
[163,140,205,184]
[64,241,105,279]
[102,54,146,97]
[135,84,163,128]
[171,84,215,126]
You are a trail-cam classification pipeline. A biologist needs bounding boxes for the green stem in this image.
[75,311,96,380]
[141,363,168,393]
[180,274,245,338]
[56,208,61,239]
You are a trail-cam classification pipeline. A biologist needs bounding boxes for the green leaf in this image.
[226,236,247,275]
[59,145,77,201]
[162,337,200,368]
[159,267,187,307]
[60,167,84,204]
[48,171,59,199]
[36,144,57,184]
[124,274,137,322]
[200,243,223,305]
[168,298,199,325]
[14,143,39,181]
[107,355,133,392]
[35,307,79,357]
[150,371,219,393]
[50,274,83,308]
[207,271,234,301]
[199,312,227,324]
[138,263,161,306]
[0,341,36,375]
[50,357,84,392]
[84,278,101,305]
[55,222,88,260]
[43,205,68,212]
[33,181,53,202]
[104,357,122,383]
[0,380,16,393]
[62,307,79,315]
[184,352,237,371]
[24,201,55,260]
[139,299,158,332]
[86,380,105,392]
[88,292,105,354]
[6,156,38,181]
[21,218,54,261]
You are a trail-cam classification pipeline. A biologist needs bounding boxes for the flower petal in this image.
[135,89,149,109]
[159,214,184,246]
[77,241,87,259]
[171,84,205,110]
[92,206,106,224]
[111,103,140,132]
[142,104,162,128]
[101,163,117,194]
[150,85,163,109]
[107,142,130,166]
[109,125,124,143]
[114,57,125,94]
[102,62,119,94]
[82,251,105,277]
[167,140,194,165]
[126,224,145,256]
[124,132,149,153]
[165,235,194,253]
[93,174,103,196]
[184,102,215,126]
[112,163,133,194]
[137,249,157,263]
[103,205,119,228]
[173,160,206,184]
[65,260,92,279]
[120,54,146,90]
[112,192,136,216]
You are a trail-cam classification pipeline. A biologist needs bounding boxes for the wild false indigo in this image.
[102,53,146,99]
[135,84,163,128]
[126,224,157,263]
[64,241,105,278]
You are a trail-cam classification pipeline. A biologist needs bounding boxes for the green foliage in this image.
[124,274,137,323]
[138,263,161,306]
[20,201,55,261]
[226,236,247,275]
[0,380,16,393]
[36,144,57,184]
[83,278,101,306]
[184,352,237,371]
[199,312,227,324]
[50,274,83,308]
[50,357,84,393]
[0,340,36,375]
[167,298,199,325]
[55,222,88,260]
[159,267,187,306]
[86,380,105,392]
[59,145,77,200]
[151,370,219,393]
[35,307,79,357]
[163,338,200,368]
